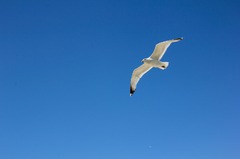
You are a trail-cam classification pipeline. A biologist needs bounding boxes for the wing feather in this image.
[130,64,152,96]
[150,38,183,60]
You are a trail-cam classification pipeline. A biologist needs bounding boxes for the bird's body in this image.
[130,37,183,96]
[142,57,168,69]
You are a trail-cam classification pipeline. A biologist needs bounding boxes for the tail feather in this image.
[159,62,169,70]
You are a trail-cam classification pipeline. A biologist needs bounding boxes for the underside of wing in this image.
[150,38,183,60]
[150,41,172,60]
[130,63,152,96]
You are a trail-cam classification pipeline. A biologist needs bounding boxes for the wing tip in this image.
[174,37,183,41]
[130,86,135,96]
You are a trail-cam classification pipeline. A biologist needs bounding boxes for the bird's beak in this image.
[141,60,143,62]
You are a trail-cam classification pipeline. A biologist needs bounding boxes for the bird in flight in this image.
[130,37,183,96]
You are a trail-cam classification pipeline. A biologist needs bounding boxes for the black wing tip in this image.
[174,37,183,41]
[130,86,135,96]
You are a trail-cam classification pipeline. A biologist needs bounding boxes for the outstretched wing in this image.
[130,63,152,96]
[150,37,183,60]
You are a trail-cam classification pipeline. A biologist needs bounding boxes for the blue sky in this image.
[0,0,240,159]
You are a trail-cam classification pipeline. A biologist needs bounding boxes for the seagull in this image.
[130,37,183,96]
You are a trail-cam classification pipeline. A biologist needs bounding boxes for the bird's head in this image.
[141,58,147,63]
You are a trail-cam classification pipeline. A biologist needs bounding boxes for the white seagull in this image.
[130,37,183,96]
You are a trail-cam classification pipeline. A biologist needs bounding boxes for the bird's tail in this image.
[159,62,169,70]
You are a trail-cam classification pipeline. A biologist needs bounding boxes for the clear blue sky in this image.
[1,0,240,159]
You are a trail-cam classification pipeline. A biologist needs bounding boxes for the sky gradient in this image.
[1,0,240,159]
